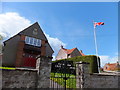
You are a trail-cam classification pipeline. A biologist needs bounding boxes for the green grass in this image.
[50,73,76,88]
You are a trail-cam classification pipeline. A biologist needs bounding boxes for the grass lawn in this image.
[50,73,76,88]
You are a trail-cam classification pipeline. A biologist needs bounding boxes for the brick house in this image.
[56,46,85,60]
[103,62,120,71]
[2,22,54,68]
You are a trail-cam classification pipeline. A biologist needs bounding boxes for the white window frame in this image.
[25,36,41,47]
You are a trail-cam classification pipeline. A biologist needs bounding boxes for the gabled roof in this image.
[3,22,54,53]
[4,22,47,44]
[79,50,85,56]
[106,63,116,67]
[62,48,77,54]
[61,46,85,56]
[18,22,47,40]
[104,63,119,69]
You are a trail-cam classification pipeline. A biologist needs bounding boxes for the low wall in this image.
[86,74,119,88]
[76,62,120,88]
[2,69,37,88]
[2,57,51,88]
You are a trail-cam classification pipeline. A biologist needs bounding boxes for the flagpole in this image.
[93,21,100,73]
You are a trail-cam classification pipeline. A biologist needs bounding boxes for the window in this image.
[106,67,107,69]
[25,36,30,44]
[25,36,41,47]
[33,38,37,46]
[37,39,41,47]
[30,37,33,45]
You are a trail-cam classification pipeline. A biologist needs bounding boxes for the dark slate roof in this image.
[18,22,47,40]
[3,22,54,53]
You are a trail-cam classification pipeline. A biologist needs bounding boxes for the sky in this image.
[0,2,118,67]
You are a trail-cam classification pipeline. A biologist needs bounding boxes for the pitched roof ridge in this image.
[107,63,117,65]
[62,48,67,50]
[18,22,38,35]
[79,50,85,56]
[4,22,38,43]
[107,62,118,64]
[62,47,77,54]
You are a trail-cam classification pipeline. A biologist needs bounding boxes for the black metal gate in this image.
[50,59,76,89]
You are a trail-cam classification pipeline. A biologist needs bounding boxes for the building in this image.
[56,46,85,60]
[2,22,54,68]
[0,53,2,61]
[103,62,120,71]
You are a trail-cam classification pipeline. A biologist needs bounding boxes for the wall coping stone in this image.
[1,68,38,72]
[90,73,120,76]
[16,68,38,71]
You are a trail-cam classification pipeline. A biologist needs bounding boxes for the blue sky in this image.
[0,2,118,66]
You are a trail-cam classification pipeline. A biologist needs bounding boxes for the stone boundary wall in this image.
[2,69,37,88]
[88,73,119,88]
[2,57,51,88]
[76,61,120,88]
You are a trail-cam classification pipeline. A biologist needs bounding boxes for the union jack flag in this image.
[94,22,104,28]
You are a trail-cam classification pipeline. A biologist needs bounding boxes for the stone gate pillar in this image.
[36,56,52,88]
[76,61,90,88]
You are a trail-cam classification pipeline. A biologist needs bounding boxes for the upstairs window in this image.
[25,36,41,47]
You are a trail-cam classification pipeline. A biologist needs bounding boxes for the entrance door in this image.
[23,53,37,68]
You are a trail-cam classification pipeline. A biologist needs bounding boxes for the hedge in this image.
[52,55,100,73]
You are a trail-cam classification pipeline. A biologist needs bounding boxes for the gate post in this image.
[76,61,90,88]
[36,57,41,74]
[36,56,52,88]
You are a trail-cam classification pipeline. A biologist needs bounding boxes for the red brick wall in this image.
[15,35,47,67]
[41,40,46,56]
[15,35,25,67]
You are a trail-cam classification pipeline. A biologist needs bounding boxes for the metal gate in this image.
[50,59,76,89]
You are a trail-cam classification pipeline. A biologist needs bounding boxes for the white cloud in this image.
[45,34,66,61]
[45,33,66,56]
[99,55,118,67]
[0,12,31,38]
[52,55,56,61]
[0,12,66,59]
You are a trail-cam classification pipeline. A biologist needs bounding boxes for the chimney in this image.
[61,45,63,49]
[117,61,119,65]
[80,50,83,53]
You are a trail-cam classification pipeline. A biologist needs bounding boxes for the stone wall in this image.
[2,70,37,88]
[76,61,120,88]
[2,56,51,88]
[89,73,119,88]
